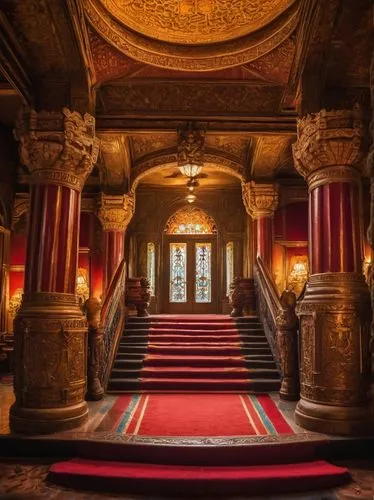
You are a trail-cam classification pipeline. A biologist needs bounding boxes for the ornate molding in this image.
[292,107,364,190]
[15,108,100,192]
[242,181,279,219]
[12,195,29,228]
[85,0,299,72]
[97,193,135,231]
[177,123,205,169]
[131,149,245,190]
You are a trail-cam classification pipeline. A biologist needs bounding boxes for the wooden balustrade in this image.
[254,256,299,401]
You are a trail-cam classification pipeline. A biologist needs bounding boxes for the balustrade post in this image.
[276,290,299,401]
[229,277,255,317]
[85,297,104,401]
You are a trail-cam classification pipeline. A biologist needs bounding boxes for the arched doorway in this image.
[162,206,218,313]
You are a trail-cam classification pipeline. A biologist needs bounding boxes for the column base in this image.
[295,398,373,436]
[10,401,88,435]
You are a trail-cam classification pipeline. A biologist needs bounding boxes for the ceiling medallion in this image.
[85,0,299,71]
[99,0,296,45]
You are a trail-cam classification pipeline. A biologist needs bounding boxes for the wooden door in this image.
[163,235,217,313]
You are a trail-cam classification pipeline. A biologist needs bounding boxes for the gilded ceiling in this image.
[98,0,296,45]
[84,0,299,71]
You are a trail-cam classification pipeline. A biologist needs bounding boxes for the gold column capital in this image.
[241,181,278,219]
[292,107,364,191]
[97,193,135,231]
[15,107,100,192]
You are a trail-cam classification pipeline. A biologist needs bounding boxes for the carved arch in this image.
[130,148,245,192]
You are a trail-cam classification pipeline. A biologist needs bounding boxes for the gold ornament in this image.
[292,107,364,191]
[97,193,135,231]
[15,108,99,192]
[242,182,278,219]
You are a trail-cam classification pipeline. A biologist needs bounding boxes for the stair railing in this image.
[85,259,127,397]
[254,256,299,400]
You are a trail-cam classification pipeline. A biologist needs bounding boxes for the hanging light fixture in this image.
[177,122,205,178]
[186,193,196,203]
[187,177,199,192]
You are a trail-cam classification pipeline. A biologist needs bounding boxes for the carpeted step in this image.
[122,333,267,343]
[145,345,271,356]
[110,367,280,380]
[143,354,274,367]
[107,377,281,392]
[144,322,251,330]
[49,458,350,496]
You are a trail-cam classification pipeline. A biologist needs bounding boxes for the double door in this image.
[163,235,217,313]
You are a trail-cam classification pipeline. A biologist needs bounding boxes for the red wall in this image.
[274,202,308,242]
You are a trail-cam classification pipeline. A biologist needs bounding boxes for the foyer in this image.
[0,0,374,497]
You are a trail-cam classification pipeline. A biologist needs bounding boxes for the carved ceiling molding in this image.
[85,0,299,71]
[97,82,285,117]
[131,149,245,191]
[251,135,294,179]
[98,133,130,194]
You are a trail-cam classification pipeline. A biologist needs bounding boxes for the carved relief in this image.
[15,108,99,192]
[292,107,364,190]
[242,181,278,219]
[99,0,296,45]
[85,0,299,71]
[97,193,135,231]
[98,82,284,115]
[296,273,371,408]
[177,123,205,169]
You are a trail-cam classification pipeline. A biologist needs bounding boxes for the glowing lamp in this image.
[179,164,202,178]
[186,193,196,203]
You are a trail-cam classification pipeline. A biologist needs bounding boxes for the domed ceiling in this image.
[85,0,299,71]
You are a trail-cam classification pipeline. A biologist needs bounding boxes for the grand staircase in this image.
[108,315,280,392]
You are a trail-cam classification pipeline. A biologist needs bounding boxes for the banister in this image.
[254,256,299,401]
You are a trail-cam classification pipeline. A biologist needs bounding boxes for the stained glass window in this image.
[169,243,187,302]
[165,206,216,234]
[147,242,156,296]
[226,241,234,296]
[195,243,211,303]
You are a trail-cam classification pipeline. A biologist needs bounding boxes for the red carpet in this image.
[49,459,350,496]
[96,394,294,436]
[108,315,280,392]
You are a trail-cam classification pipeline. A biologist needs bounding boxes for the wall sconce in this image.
[76,268,90,307]
[287,255,309,297]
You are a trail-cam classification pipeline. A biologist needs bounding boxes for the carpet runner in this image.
[49,459,350,496]
[108,314,280,392]
[95,394,294,436]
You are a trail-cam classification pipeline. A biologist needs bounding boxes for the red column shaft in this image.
[310,182,361,274]
[24,184,80,294]
[103,231,125,291]
[257,216,273,270]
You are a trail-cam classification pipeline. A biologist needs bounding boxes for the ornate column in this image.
[242,182,278,270]
[97,193,135,292]
[10,108,99,434]
[292,107,372,435]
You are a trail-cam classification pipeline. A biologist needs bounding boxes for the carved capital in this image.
[292,107,364,190]
[97,193,135,231]
[241,182,278,219]
[15,108,100,192]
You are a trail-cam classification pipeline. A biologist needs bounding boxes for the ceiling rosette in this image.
[84,0,300,71]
